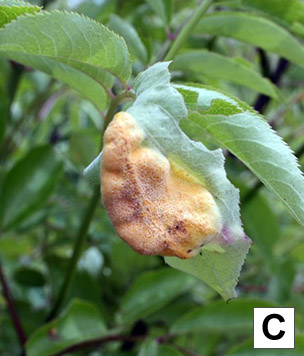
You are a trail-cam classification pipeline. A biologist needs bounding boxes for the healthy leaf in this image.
[196,12,304,68]
[171,299,278,335]
[171,50,278,98]
[138,340,158,356]
[14,267,46,287]
[108,14,148,63]
[146,0,173,24]
[225,336,304,355]
[0,145,63,231]
[0,0,40,27]
[126,62,250,300]
[178,84,304,228]
[118,268,196,323]
[0,11,131,109]
[242,192,279,264]
[26,299,107,356]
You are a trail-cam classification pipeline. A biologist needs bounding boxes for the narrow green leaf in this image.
[0,145,63,231]
[14,267,46,287]
[0,11,131,109]
[146,0,173,24]
[108,14,148,63]
[196,12,304,68]
[171,50,278,98]
[0,0,41,27]
[26,299,107,356]
[179,84,304,228]
[119,268,196,323]
[171,299,278,335]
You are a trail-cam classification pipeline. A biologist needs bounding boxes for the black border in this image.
[253,307,295,349]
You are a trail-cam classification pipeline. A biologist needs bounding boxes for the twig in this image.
[46,185,101,321]
[0,261,27,349]
[254,58,289,113]
[164,0,214,61]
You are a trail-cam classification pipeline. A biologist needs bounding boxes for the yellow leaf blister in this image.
[101,112,221,259]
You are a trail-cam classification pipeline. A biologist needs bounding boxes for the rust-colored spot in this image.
[101,112,221,259]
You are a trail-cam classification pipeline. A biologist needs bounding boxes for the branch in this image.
[0,261,27,349]
[46,185,101,321]
[164,0,214,61]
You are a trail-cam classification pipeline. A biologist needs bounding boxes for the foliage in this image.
[0,0,304,356]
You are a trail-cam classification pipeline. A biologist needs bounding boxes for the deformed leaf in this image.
[97,62,250,299]
[26,299,107,356]
[0,11,131,109]
[0,0,41,27]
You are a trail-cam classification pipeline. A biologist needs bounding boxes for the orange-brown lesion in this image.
[101,111,221,259]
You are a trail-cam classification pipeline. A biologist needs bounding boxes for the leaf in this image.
[125,62,250,300]
[171,50,278,98]
[0,145,63,231]
[118,268,196,323]
[242,192,279,264]
[14,267,46,287]
[26,299,107,356]
[146,0,173,24]
[196,12,304,68]
[171,299,278,335]
[0,0,41,27]
[138,340,158,356]
[108,14,148,63]
[158,345,184,356]
[0,11,131,109]
[166,240,250,300]
[225,336,304,355]
[178,84,304,228]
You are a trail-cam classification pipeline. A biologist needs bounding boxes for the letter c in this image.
[262,313,285,340]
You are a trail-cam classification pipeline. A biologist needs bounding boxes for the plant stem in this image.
[46,90,134,321]
[0,261,27,349]
[46,185,101,321]
[164,0,214,61]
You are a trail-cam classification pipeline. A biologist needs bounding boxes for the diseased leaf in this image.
[26,299,107,356]
[0,11,131,109]
[0,0,40,27]
[178,84,304,228]
[171,50,278,98]
[0,145,63,231]
[108,14,148,63]
[196,12,304,68]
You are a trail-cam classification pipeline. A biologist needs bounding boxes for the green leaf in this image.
[196,12,304,68]
[0,145,63,231]
[0,11,131,109]
[179,84,304,228]
[14,267,46,287]
[158,346,184,356]
[108,14,148,63]
[138,340,158,356]
[0,0,41,27]
[171,299,278,335]
[225,336,304,355]
[171,50,278,98]
[26,299,107,356]
[126,62,250,300]
[146,0,173,24]
[242,193,279,263]
[166,240,250,300]
[118,268,196,323]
